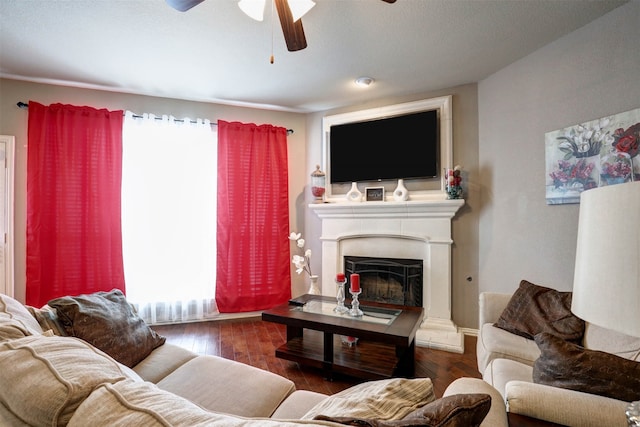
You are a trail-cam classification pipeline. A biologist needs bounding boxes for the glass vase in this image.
[444,168,463,199]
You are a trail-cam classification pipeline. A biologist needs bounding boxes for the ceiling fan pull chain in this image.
[270,0,275,63]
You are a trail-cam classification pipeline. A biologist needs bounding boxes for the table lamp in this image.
[571,181,640,425]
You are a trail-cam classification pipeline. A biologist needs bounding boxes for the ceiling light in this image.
[355,77,374,87]
[238,0,266,21]
[288,0,315,22]
[238,0,315,22]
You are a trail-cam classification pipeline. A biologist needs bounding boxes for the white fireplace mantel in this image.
[309,199,465,353]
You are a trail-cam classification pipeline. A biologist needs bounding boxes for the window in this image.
[121,113,218,323]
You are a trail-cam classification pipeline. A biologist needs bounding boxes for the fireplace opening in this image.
[344,256,423,307]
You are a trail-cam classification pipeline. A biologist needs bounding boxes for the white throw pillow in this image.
[301,377,436,421]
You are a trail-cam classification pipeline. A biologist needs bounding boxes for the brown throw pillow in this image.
[533,332,640,402]
[314,393,492,427]
[493,280,585,343]
[48,289,165,367]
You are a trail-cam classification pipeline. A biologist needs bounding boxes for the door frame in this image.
[0,135,15,297]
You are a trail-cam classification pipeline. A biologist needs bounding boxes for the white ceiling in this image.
[0,0,628,113]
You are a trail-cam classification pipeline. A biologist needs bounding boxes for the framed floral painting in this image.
[545,107,640,204]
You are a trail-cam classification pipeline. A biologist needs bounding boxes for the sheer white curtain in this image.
[122,112,218,324]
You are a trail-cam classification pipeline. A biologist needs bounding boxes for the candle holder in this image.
[349,290,363,317]
[334,277,349,314]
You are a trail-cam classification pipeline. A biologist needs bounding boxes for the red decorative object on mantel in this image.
[350,273,360,293]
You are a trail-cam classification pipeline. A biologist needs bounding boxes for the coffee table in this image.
[262,294,424,380]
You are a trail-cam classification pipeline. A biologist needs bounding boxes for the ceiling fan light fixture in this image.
[355,76,374,87]
[238,0,266,21]
[288,0,315,22]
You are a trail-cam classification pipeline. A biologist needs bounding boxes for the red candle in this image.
[336,273,345,282]
[350,273,360,293]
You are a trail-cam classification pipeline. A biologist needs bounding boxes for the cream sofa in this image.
[0,292,508,427]
[477,291,640,427]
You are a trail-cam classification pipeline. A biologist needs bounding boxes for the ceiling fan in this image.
[165,0,397,52]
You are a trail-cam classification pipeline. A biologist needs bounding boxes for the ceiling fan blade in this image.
[381,0,397,3]
[274,0,307,52]
[165,0,206,12]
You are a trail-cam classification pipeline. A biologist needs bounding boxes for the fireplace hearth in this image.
[344,256,422,307]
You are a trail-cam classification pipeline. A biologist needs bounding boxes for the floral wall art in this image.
[545,107,640,204]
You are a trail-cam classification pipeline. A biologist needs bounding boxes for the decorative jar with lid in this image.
[311,165,326,202]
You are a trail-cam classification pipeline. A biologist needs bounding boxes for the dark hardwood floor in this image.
[152,317,481,397]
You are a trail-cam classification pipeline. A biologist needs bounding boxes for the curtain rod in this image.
[16,102,294,135]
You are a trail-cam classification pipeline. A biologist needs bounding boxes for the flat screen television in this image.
[328,109,439,183]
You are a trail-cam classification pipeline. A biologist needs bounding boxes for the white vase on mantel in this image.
[308,275,320,295]
[393,179,409,201]
[345,182,362,202]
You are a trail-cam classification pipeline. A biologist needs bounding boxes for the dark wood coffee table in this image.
[262,294,424,381]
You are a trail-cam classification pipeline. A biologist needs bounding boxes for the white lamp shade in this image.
[571,181,640,338]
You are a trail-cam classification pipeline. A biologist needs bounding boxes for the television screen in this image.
[329,109,439,184]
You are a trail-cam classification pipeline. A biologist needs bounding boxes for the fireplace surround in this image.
[309,199,465,353]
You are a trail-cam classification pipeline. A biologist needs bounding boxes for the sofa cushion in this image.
[0,403,31,427]
[583,322,640,361]
[132,342,198,383]
[493,280,585,343]
[0,293,44,340]
[48,289,166,367]
[156,354,296,418]
[69,380,345,427]
[533,332,640,402]
[302,378,436,421]
[314,393,491,427]
[0,335,135,427]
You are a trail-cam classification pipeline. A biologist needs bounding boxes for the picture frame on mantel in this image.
[545,107,640,205]
[365,187,385,201]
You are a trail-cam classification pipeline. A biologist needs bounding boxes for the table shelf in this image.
[275,330,400,380]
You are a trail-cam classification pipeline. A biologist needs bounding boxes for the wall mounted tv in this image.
[328,109,439,184]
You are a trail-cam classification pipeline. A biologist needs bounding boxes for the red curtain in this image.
[26,102,126,307]
[216,120,291,312]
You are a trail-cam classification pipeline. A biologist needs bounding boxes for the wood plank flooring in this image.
[152,317,481,397]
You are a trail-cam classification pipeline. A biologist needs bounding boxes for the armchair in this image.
[477,291,640,427]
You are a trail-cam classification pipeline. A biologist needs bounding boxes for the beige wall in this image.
[477,1,640,298]
[0,79,309,302]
